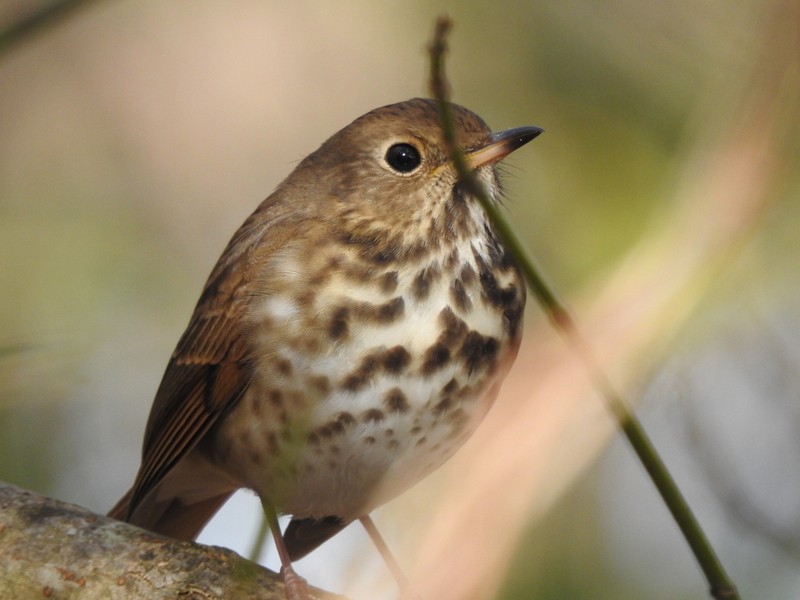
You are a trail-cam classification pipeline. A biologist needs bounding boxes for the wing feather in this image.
[116,200,312,526]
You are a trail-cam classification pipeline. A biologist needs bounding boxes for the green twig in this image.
[0,0,99,58]
[428,15,739,600]
[248,510,271,563]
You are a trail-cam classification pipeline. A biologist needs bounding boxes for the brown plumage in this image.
[109,98,541,594]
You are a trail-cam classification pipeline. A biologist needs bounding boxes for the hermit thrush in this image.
[109,98,541,598]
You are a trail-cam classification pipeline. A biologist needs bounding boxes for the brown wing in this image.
[116,200,306,525]
[122,256,255,520]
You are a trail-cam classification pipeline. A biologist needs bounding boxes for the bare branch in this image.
[0,481,345,600]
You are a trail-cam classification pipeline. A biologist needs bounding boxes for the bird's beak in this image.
[465,126,543,170]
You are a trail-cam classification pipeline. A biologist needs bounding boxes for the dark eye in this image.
[385,143,421,173]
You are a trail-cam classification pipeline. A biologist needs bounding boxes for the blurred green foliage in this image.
[1,1,798,598]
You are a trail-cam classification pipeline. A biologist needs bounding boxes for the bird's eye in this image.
[385,143,422,173]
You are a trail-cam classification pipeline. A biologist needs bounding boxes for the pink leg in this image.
[264,504,312,600]
[360,514,422,599]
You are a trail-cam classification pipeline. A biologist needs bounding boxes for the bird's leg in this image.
[263,503,313,600]
[359,514,422,599]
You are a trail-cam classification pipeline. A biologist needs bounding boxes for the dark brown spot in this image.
[480,270,518,308]
[460,263,477,287]
[411,263,441,301]
[275,357,293,376]
[328,420,345,436]
[383,388,410,413]
[459,331,500,374]
[361,408,385,423]
[433,396,453,417]
[444,248,459,269]
[308,375,331,395]
[340,353,380,391]
[473,250,522,311]
[484,227,506,265]
[410,426,422,435]
[295,289,316,308]
[437,307,469,348]
[314,425,334,440]
[382,346,411,374]
[351,297,405,324]
[360,233,438,265]
[341,346,411,390]
[421,343,451,374]
[504,304,525,338]
[314,414,350,439]
[369,249,393,264]
[388,237,431,263]
[334,411,357,427]
[450,278,472,313]
[387,439,400,450]
[329,306,350,340]
[415,436,427,447]
[379,271,399,293]
[363,436,376,445]
[384,428,394,438]
[341,228,400,265]
[308,432,320,446]
[376,297,404,322]
[442,378,459,395]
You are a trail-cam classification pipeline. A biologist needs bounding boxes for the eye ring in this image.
[384,143,422,173]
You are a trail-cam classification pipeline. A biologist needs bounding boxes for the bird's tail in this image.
[107,485,233,542]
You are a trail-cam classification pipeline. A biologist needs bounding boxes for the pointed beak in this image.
[465,126,543,170]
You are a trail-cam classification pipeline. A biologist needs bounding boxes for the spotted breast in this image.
[109,98,539,573]
[207,210,525,523]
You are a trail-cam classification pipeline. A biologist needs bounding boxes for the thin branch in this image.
[428,15,739,600]
[248,509,271,563]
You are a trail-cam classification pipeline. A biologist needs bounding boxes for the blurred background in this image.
[1,1,799,598]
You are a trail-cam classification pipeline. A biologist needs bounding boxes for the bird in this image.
[109,97,541,598]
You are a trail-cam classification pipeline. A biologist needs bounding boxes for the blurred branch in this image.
[683,323,800,563]
[428,15,739,600]
[688,411,800,564]
[0,0,99,57]
[0,481,345,600]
